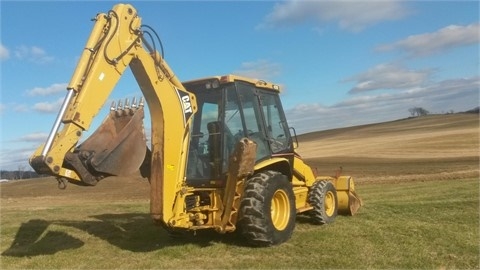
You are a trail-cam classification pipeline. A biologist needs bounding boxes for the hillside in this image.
[296,113,479,182]
[1,113,478,202]
[297,113,478,158]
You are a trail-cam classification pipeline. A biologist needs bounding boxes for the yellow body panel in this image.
[292,154,317,187]
[293,186,311,212]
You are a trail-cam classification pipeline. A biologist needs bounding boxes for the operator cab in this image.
[183,75,293,187]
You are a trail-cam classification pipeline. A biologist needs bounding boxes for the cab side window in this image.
[260,93,290,153]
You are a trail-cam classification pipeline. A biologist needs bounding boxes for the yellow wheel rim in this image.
[271,189,290,231]
[324,190,336,217]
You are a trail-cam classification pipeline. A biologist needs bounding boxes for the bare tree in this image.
[408,107,429,117]
[17,165,26,179]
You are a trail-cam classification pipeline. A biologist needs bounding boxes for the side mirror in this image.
[289,127,299,149]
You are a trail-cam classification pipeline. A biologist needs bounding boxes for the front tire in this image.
[307,180,338,224]
[237,171,296,246]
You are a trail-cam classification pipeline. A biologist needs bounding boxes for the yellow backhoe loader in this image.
[29,3,361,246]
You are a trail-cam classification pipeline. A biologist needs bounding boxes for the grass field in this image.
[1,114,479,269]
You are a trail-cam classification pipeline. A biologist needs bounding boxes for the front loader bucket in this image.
[334,176,363,216]
[65,99,147,185]
[345,190,362,216]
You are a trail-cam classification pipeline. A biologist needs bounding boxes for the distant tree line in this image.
[408,106,479,117]
[0,169,42,180]
[465,107,479,114]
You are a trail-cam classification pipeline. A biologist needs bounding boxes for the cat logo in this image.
[175,88,194,125]
[181,95,193,114]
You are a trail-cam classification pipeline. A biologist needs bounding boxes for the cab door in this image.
[232,83,292,161]
[257,91,292,155]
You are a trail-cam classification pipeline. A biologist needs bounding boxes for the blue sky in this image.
[1,0,479,171]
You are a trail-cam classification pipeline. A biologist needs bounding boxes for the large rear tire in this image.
[308,180,338,224]
[237,170,296,246]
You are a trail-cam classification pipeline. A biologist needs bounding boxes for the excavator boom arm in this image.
[29,3,197,224]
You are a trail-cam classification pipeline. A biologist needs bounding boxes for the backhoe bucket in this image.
[65,99,147,185]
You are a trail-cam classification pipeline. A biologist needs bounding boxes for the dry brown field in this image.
[297,113,479,183]
[1,113,478,215]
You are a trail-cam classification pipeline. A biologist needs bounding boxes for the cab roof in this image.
[182,74,281,92]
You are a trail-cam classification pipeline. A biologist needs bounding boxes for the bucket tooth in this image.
[116,99,125,116]
[131,97,138,108]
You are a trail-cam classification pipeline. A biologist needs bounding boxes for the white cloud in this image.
[258,0,410,32]
[0,133,49,171]
[234,59,282,81]
[424,77,480,108]
[26,83,68,96]
[13,104,29,113]
[344,63,433,93]
[0,103,29,113]
[376,23,480,57]
[286,76,479,134]
[20,132,48,142]
[0,146,34,171]
[0,43,9,60]
[14,45,54,64]
[33,97,64,113]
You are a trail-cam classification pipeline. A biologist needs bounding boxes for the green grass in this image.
[1,178,478,269]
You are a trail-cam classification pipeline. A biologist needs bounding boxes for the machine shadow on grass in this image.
[2,213,248,257]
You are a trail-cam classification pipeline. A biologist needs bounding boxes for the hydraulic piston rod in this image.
[41,89,75,157]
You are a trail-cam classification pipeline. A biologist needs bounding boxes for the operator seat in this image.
[207,121,222,177]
